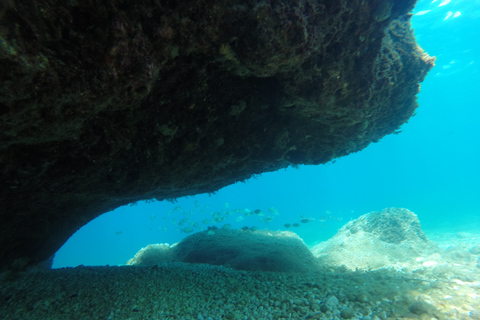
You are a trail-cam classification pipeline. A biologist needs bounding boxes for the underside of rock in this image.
[0,0,434,268]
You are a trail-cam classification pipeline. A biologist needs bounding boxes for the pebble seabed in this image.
[0,262,478,320]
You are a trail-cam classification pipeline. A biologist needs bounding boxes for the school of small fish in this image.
[115,201,344,236]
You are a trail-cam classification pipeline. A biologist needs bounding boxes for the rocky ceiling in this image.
[0,0,434,269]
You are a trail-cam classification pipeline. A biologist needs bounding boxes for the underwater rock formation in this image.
[127,229,319,273]
[311,208,439,270]
[0,1,434,268]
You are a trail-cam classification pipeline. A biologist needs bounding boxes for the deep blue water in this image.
[53,0,480,268]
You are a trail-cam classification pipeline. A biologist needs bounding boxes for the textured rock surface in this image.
[312,208,439,270]
[127,229,319,273]
[0,0,434,268]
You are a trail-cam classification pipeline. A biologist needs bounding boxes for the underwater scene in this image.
[1,0,480,319]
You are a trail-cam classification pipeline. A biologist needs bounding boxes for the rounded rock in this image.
[356,293,369,303]
[320,304,329,313]
[409,301,435,315]
[325,295,339,307]
[341,308,355,319]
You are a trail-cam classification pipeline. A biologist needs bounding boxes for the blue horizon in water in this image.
[53,0,480,268]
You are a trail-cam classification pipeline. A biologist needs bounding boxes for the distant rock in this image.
[128,229,319,273]
[312,208,438,270]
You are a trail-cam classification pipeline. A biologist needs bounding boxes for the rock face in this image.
[127,229,319,273]
[312,208,438,270]
[0,1,434,268]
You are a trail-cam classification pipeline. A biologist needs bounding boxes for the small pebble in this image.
[326,295,339,307]
[340,307,355,319]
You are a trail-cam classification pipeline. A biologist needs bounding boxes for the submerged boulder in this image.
[312,208,438,270]
[128,229,319,273]
[0,1,434,268]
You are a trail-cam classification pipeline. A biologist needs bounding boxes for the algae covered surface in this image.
[0,0,433,268]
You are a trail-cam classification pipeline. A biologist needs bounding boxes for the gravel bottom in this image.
[1,262,478,320]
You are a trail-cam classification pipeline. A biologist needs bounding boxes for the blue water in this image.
[53,0,480,268]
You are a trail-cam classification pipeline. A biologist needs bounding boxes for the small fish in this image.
[215,217,225,222]
[241,226,250,231]
[179,218,188,226]
[191,222,200,228]
[292,223,300,227]
[262,216,274,223]
[222,224,232,230]
[207,230,215,235]
[253,209,262,214]
[318,216,327,223]
[181,227,194,234]
[300,218,313,223]
[150,215,156,220]
[202,219,210,224]
[284,223,291,228]
[250,226,258,231]
[236,216,244,222]
[268,207,280,215]
[115,231,123,236]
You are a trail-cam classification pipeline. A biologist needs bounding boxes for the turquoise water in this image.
[53,0,480,268]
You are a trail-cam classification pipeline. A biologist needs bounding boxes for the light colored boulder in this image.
[312,208,438,271]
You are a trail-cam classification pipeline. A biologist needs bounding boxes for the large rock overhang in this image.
[0,0,434,268]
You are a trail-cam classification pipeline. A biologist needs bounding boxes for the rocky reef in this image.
[0,0,434,268]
